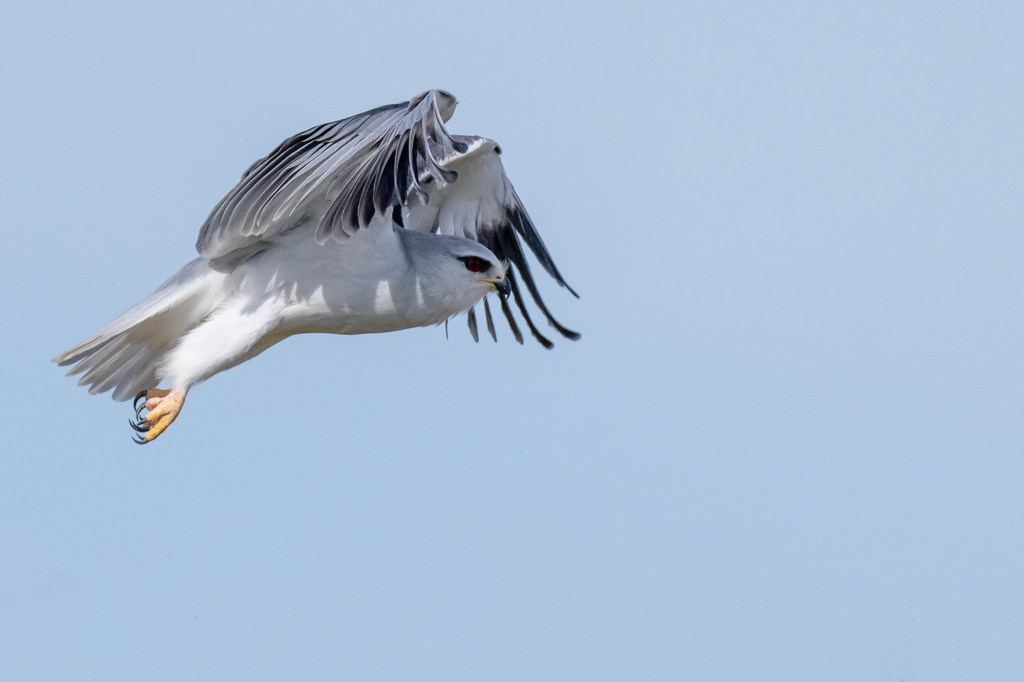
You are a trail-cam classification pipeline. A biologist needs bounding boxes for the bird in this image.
[52,89,579,443]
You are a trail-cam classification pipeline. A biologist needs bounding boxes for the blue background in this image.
[2,1,1022,679]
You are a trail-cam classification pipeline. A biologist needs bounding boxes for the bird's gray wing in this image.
[405,135,580,348]
[196,89,464,260]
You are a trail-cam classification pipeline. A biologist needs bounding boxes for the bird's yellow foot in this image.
[131,388,186,444]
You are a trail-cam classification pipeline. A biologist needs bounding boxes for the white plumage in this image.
[53,90,578,442]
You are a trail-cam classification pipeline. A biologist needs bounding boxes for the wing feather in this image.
[196,91,459,260]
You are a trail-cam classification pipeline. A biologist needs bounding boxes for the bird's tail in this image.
[52,258,224,401]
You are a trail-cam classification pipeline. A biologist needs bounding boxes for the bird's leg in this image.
[131,387,187,444]
[128,297,281,444]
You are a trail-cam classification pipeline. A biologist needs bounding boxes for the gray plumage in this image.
[53,90,578,441]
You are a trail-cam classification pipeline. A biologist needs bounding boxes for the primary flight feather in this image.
[53,89,579,442]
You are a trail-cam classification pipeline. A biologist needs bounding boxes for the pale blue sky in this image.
[1,1,1022,680]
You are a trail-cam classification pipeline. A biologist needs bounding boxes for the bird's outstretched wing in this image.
[196,89,463,260]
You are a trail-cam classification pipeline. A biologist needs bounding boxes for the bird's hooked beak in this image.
[492,276,511,300]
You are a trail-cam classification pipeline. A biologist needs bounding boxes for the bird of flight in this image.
[53,90,579,443]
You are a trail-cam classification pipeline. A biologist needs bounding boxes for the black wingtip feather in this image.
[477,224,570,347]
[506,269,554,349]
[494,222,580,342]
[498,294,524,345]
[507,204,579,298]
[483,297,497,342]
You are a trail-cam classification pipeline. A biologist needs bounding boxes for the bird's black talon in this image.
[132,435,148,445]
[135,403,146,419]
[134,391,147,410]
[129,419,148,433]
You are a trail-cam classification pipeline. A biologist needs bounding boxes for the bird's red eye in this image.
[464,257,483,272]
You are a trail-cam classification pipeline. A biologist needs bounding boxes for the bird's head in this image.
[449,241,510,300]
[398,229,509,315]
